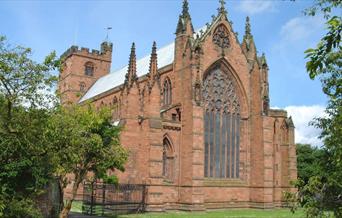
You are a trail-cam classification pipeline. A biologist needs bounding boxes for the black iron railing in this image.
[82,182,146,216]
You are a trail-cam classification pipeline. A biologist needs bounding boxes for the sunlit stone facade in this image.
[58,0,297,211]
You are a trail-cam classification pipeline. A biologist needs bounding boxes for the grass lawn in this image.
[71,201,305,218]
[70,201,83,213]
[116,209,304,218]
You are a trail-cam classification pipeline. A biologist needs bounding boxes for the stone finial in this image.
[182,0,190,18]
[176,0,194,35]
[245,16,251,36]
[126,42,137,85]
[242,16,257,56]
[218,0,227,15]
[261,53,267,67]
[152,41,157,55]
[148,41,158,79]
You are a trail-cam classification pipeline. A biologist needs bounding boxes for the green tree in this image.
[0,35,59,216]
[0,35,128,218]
[45,104,128,218]
[286,1,342,217]
[296,144,325,183]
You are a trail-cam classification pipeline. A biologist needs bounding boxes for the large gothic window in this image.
[162,138,174,181]
[163,78,172,106]
[203,67,241,179]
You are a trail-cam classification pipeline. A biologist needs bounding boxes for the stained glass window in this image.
[203,67,240,178]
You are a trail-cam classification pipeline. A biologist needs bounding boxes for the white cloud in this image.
[284,105,325,147]
[237,1,275,15]
[280,16,325,42]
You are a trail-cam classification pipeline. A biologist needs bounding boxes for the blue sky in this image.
[0,0,329,145]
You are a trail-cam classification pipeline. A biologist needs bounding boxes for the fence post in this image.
[102,183,106,216]
[82,181,85,214]
[90,182,94,215]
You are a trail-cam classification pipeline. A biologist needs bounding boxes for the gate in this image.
[82,182,147,216]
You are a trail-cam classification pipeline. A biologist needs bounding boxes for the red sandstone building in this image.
[58,0,297,211]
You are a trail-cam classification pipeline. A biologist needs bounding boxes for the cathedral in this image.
[58,0,297,211]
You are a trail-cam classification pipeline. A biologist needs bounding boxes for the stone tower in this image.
[58,41,113,104]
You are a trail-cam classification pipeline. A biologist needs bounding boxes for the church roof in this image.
[80,42,175,102]
[79,25,208,103]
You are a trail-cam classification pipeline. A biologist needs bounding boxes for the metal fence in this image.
[82,182,147,216]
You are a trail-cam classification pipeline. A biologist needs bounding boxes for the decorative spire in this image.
[126,42,137,85]
[176,0,194,35]
[242,16,257,58]
[245,16,251,36]
[260,53,267,67]
[218,0,227,15]
[182,0,190,19]
[148,41,158,79]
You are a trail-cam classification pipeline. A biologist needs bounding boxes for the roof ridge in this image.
[80,27,205,103]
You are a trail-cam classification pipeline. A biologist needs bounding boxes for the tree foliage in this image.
[0,35,128,218]
[0,36,59,216]
[286,1,342,217]
[45,104,128,218]
[296,144,325,183]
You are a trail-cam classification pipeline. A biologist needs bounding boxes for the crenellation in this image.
[91,49,100,55]
[60,43,112,63]
[80,47,89,53]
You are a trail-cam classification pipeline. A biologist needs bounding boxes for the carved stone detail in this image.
[194,83,201,106]
[203,68,240,114]
[212,24,230,49]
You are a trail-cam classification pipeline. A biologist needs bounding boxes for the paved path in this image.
[68,212,105,218]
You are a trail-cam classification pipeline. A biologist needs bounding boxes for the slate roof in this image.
[79,25,212,103]
[80,42,175,102]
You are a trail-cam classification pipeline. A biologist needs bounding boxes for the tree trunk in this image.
[59,177,81,218]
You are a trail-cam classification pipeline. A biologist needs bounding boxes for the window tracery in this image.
[163,78,172,106]
[203,67,240,179]
[213,24,230,49]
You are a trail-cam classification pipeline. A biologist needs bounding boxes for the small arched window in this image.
[162,138,174,181]
[85,62,94,76]
[79,82,86,92]
[163,78,172,106]
[280,121,288,145]
[112,97,119,119]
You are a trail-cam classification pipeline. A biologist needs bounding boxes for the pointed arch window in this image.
[163,78,172,106]
[203,66,241,179]
[112,96,119,120]
[280,121,288,145]
[85,61,94,76]
[162,137,174,181]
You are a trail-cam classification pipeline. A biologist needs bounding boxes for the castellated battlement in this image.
[61,41,113,61]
